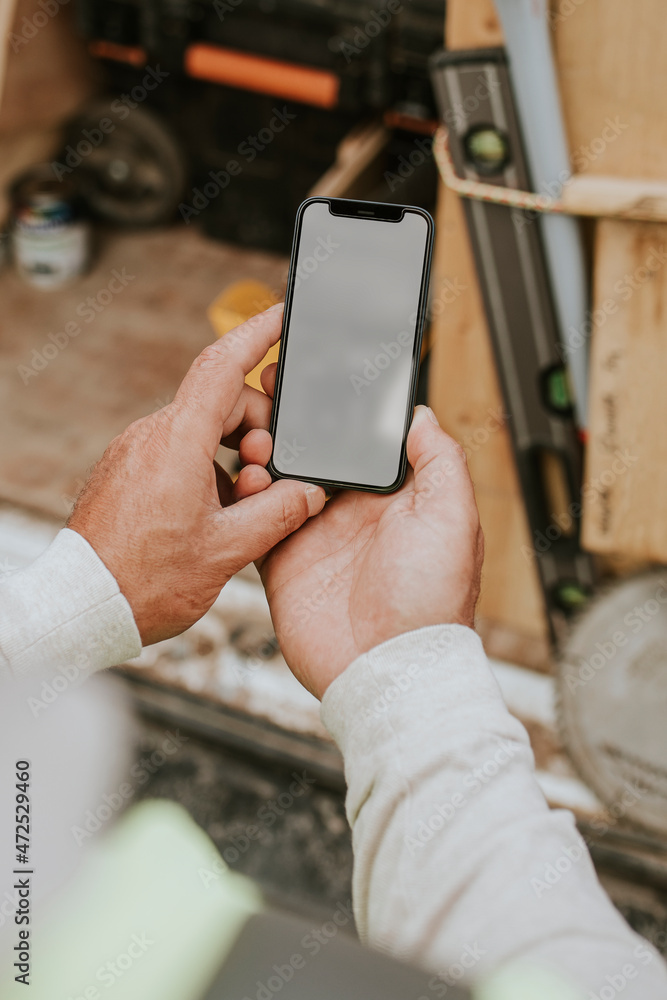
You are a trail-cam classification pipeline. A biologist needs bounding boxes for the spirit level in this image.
[430,48,595,640]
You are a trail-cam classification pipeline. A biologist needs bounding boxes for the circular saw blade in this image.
[557,571,667,836]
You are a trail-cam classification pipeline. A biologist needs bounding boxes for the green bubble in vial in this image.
[557,582,589,611]
[547,367,572,411]
[464,127,509,173]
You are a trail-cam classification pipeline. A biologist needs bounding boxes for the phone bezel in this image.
[267,196,434,494]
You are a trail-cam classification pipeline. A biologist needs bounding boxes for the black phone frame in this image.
[267,196,434,494]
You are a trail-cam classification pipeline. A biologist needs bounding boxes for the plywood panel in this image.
[553,0,667,182]
[552,0,667,559]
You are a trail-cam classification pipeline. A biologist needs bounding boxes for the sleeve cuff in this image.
[320,625,523,798]
[0,527,142,683]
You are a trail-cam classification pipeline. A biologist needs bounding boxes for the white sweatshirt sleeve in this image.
[321,624,667,998]
[0,528,141,685]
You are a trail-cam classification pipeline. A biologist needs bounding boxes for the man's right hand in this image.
[251,396,484,700]
[67,305,325,646]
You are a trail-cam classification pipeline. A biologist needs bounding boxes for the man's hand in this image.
[68,304,325,645]
[250,372,483,699]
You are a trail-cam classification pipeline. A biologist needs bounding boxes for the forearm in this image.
[0,528,141,687]
[321,625,667,997]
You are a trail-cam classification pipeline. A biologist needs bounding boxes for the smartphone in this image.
[268,197,434,493]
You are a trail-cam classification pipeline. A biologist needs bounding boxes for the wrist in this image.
[321,624,492,740]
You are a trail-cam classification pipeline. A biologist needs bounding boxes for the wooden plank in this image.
[446,0,503,50]
[0,0,17,112]
[0,0,96,223]
[428,0,550,663]
[308,121,390,198]
[582,220,667,559]
[0,0,95,136]
[553,0,667,182]
[561,174,667,224]
[552,0,667,559]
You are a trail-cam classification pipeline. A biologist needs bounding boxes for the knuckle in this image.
[279,490,307,536]
[196,342,225,368]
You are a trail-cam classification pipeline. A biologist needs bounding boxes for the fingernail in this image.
[305,485,324,516]
[413,405,439,427]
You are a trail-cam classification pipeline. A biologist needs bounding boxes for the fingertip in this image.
[260,362,278,398]
[305,484,326,517]
[411,404,439,430]
[407,404,439,461]
[239,426,273,467]
[407,404,470,486]
[234,464,272,499]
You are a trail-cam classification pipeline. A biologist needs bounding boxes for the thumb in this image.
[214,478,326,575]
[407,406,474,511]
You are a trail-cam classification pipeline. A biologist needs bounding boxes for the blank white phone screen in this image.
[272,200,429,489]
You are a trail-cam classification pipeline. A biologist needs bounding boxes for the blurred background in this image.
[1,0,667,966]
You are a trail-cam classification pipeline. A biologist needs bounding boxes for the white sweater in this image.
[2,528,666,998]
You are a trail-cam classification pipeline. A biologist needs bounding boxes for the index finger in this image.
[173,303,284,454]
